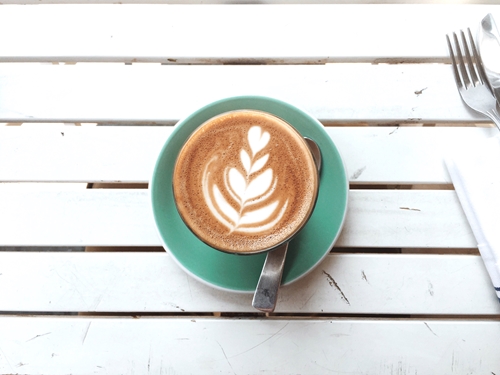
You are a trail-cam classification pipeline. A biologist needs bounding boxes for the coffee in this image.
[173,110,318,254]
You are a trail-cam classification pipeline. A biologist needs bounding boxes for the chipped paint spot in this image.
[389,126,399,135]
[400,207,421,212]
[428,281,434,296]
[415,87,427,96]
[361,270,370,284]
[350,166,366,180]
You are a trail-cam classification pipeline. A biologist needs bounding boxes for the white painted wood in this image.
[0,183,88,192]
[0,63,490,124]
[0,5,499,63]
[0,189,475,247]
[329,127,497,185]
[338,190,475,248]
[0,189,160,246]
[1,126,496,184]
[0,316,499,375]
[0,2,498,374]
[0,252,498,314]
[0,126,169,183]
[2,0,500,3]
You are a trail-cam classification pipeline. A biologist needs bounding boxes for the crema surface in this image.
[173,110,318,253]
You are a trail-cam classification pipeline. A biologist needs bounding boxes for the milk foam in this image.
[202,126,287,233]
[173,110,318,253]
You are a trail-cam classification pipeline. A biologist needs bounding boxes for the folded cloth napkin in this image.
[445,134,500,302]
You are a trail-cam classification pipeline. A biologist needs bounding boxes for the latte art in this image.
[173,110,318,254]
[202,126,288,234]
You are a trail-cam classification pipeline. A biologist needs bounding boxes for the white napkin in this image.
[445,134,500,302]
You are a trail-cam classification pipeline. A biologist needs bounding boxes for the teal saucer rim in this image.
[150,95,348,293]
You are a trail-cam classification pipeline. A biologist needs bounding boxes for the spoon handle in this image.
[252,242,288,312]
[252,138,321,313]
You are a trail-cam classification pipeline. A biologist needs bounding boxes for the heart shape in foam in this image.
[248,126,270,156]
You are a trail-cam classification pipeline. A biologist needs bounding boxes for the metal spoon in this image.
[478,13,500,102]
[252,137,322,312]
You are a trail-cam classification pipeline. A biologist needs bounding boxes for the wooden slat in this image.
[0,5,499,63]
[329,127,498,185]
[1,126,496,184]
[0,317,499,375]
[2,0,500,4]
[0,126,169,183]
[0,189,474,248]
[0,189,160,246]
[0,63,490,124]
[338,190,475,248]
[0,252,499,314]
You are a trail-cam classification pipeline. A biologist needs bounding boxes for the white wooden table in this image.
[1,2,500,374]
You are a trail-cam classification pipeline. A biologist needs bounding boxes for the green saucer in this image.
[150,96,348,292]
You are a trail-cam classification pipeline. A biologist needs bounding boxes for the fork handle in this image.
[487,106,500,131]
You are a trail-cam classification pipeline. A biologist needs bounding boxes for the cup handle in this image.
[252,242,288,312]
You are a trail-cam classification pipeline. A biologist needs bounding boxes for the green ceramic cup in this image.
[150,96,348,292]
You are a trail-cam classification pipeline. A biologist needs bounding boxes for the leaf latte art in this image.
[173,110,318,254]
[202,126,288,234]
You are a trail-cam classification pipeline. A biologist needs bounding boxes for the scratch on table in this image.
[186,274,194,300]
[389,126,399,135]
[92,293,105,311]
[350,166,366,180]
[424,322,438,337]
[54,269,88,304]
[323,270,351,305]
[452,351,455,372]
[82,322,92,344]
[0,346,14,373]
[312,360,338,373]
[300,291,316,309]
[26,332,51,342]
[232,323,289,358]
[217,341,236,375]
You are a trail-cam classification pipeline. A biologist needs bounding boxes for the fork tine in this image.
[453,31,472,88]
[461,29,480,87]
[446,33,463,89]
[446,27,500,130]
[467,27,489,88]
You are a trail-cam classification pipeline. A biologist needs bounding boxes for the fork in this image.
[447,28,500,130]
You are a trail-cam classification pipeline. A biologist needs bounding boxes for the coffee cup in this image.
[172,109,319,255]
